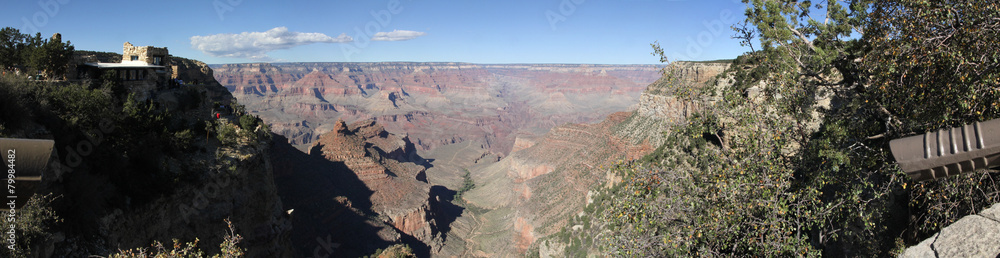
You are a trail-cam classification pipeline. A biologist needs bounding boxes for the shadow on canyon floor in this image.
[429,185,465,242]
[271,134,433,257]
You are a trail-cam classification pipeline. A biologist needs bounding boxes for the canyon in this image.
[214,61,727,256]
[210,62,664,155]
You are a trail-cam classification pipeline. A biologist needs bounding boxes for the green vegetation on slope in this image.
[0,195,60,258]
[0,73,263,257]
[0,29,271,257]
[582,0,1000,257]
[454,168,476,200]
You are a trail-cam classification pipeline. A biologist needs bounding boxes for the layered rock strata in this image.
[211,62,664,154]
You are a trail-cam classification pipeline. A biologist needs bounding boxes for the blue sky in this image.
[2,0,749,64]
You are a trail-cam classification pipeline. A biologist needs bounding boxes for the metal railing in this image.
[890,119,1000,181]
[0,138,54,208]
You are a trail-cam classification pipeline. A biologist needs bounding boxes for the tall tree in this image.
[0,27,27,70]
[29,33,74,80]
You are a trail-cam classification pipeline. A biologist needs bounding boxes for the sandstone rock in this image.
[900,234,937,258]
[637,93,700,121]
[933,216,1000,257]
[980,202,1000,221]
[901,203,1000,258]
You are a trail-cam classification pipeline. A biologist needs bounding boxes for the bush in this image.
[107,219,244,258]
[238,115,257,131]
[0,75,37,133]
[216,122,238,146]
[0,194,61,258]
[171,129,195,152]
[0,27,74,79]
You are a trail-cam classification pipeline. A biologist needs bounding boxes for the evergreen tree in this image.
[29,33,74,80]
[0,27,27,70]
[0,27,74,79]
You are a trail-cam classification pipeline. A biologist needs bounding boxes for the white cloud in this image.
[371,30,427,41]
[190,27,352,60]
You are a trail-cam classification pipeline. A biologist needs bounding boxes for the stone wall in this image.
[122,42,171,67]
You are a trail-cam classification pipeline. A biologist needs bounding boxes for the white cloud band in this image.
[190,27,352,60]
[371,30,427,41]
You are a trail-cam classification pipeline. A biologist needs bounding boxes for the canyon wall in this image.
[211,62,664,155]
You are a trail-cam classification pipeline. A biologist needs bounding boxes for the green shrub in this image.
[0,194,60,258]
[171,129,195,152]
[454,169,476,200]
[0,27,74,79]
[0,75,37,133]
[216,122,238,146]
[238,115,257,131]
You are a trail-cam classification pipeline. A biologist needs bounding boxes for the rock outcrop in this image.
[310,120,438,241]
[272,119,448,256]
[628,61,730,146]
[901,203,1000,257]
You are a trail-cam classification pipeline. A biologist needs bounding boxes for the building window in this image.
[129,70,135,80]
[153,56,162,65]
[130,55,139,61]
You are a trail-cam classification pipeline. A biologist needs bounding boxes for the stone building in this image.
[76,42,173,100]
[122,42,170,67]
